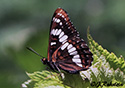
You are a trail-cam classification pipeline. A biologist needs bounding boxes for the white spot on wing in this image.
[70,51,78,55]
[59,35,68,42]
[54,18,57,22]
[62,15,64,18]
[51,29,55,35]
[77,63,83,67]
[53,17,55,21]
[61,42,69,50]
[60,22,62,25]
[59,13,62,16]
[87,60,90,63]
[59,32,64,38]
[54,29,58,35]
[67,44,73,50]
[73,55,80,59]
[57,13,60,15]
[68,47,76,53]
[72,58,81,63]
[56,29,62,36]
[72,58,82,67]
[51,42,56,45]
[62,40,67,44]
[56,19,60,23]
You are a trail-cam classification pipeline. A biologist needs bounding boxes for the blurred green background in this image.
[0,0,125,87]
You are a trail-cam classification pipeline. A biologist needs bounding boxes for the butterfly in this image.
[28,8,93,74]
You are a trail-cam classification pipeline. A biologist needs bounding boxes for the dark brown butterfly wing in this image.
[47,8,93,73]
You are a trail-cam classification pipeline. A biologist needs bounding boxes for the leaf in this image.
[87,28,125,73]
[22,71,71,88]
[79,28,125,87]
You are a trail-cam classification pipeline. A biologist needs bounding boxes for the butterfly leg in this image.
[53,63,65,79]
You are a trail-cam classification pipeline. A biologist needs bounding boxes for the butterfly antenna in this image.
[26,47,44,58]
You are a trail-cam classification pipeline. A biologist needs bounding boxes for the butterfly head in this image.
[41,58,48,64]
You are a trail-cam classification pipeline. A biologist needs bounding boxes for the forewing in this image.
[48,8,93,73]
[47,8,78,61]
